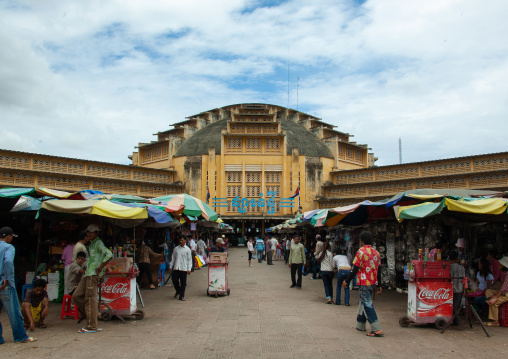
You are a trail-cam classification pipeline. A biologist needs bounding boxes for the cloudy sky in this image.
[1,0,507,166]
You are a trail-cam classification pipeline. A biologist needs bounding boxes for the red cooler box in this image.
[412,260,450,279]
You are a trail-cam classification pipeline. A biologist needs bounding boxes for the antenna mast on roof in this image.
[287,47,290,109]
[399,137,402,164]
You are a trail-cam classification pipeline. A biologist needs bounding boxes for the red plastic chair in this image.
[60,294,78,320]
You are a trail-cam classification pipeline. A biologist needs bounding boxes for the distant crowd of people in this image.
[246,231,384,337]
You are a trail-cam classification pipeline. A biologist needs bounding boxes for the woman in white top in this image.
[333,249,351,306]
[473,258,494,315]
[247,238,254,267]
[317,242,334,304]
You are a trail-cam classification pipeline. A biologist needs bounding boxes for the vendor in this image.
[487,250,505,290]
[210,238,226,253]
[136,237,163,290]
[484,256,508,327]
[22,279,49,331]
[66,251,87,296]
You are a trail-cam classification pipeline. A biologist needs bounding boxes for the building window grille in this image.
[266,138,280,149]
[227,172,242,183]
[246,172,261,183]
[265,172,281,183]
[227,138,242,149]
[246,138,261,149]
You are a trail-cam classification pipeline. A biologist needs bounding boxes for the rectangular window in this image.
[265,172,281,183]
[246,138,261,149]
[227,138,242,148]
[246,172,261,183]
[227,185,241,197]
[266,138,280,149]
[246,185,261,197]
[227,172,242,182]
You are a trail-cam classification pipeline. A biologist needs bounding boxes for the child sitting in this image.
[22,279,49,330]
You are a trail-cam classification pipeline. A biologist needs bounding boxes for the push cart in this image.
[206,252,230,298]
[399,260,452,330]
[99,257,144,321]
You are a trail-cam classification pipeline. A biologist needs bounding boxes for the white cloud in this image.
[0,0,507,167]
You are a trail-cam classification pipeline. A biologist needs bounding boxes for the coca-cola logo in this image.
[418,288,450,301]
[101,283,128,294]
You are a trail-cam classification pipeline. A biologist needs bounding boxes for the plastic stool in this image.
[60,294,78,320]
[499,302,508,327]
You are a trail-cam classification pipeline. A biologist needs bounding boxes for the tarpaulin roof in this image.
[40,199,147,219]
[112,201,173,223]
[396,197,508,223]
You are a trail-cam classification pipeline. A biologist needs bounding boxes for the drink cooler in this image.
[399,260,453,329]
[99,258,144,321]
[207,252,230,297]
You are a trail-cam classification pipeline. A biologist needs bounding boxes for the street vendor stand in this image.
[399,260,452,329]
[207,252,230,297]
[100,257,144,321]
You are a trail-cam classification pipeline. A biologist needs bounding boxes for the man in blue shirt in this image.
[0,227,36,344]
[255,237,265,263]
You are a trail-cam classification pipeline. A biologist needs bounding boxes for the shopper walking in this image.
[344,231,383,337]
[333,249,351,306]
[247,238,254,267]
[0,227,36,344]
[266,237,273,265]
[255,237,264,263]
[288,236,305,289]
[317,242,334,304]
[169,236,192,301]
[312,234,323,280]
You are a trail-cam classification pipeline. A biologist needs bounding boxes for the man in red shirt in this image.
[344,231,383,337]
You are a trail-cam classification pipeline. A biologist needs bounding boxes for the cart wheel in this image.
[101,311,112,321]
[215,292,218,298]
[227,289,230,296]
[435,318,447,330]
[398,316,411,327]
[134,310,145,320]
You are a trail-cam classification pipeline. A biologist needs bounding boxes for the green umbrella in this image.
[151,193,219,221]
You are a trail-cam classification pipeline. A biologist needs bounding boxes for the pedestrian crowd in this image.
[245,231,384,337]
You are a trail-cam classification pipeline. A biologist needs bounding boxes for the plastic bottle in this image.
[118,247,123,258]
[424,248,429,261]
[418,249,423,261]
[437,249,442,261]
[113,246,118,258]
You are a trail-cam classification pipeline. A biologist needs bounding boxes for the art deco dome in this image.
[175,117,333,158]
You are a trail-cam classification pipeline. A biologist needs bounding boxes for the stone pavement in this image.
[1,247,507,358]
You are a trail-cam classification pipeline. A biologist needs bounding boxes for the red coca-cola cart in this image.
[99,258,144,321]
[399,260,452,330]
[206,252,230,298]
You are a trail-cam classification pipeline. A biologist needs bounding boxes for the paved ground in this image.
[1,247,507,358]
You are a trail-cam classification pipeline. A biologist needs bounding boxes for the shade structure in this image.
[0,187,37,198]
[396,197,508,223]
[40,199,148,219]
[106,194,148,203]
[310,209,329,227]
[324,202,366,227]
[112,201,173,223]
[151,194,219,222]
[10,196,44,212]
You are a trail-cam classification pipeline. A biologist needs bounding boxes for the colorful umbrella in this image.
[151,194,218,221]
